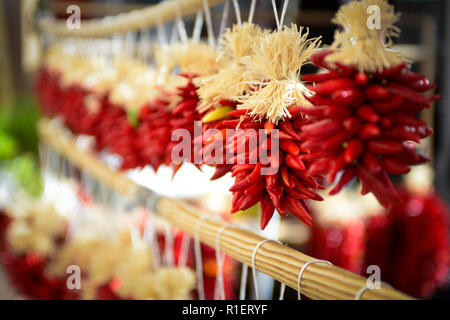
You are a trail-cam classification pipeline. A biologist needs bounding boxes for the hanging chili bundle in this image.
[162,41,222,175]
[196,23,268,188]
[199,25,324,229]
[300,0,439,208]
[136,96,173,171]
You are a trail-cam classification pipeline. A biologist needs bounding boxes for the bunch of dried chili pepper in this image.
[299,0,439,207]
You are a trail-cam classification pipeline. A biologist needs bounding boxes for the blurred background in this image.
[0,0,449,300]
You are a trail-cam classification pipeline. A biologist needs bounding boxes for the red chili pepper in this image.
[373,62,407,79]
[286,188,310,199]
[301,71,341,83]
[356,105,380,123]
[227,109,249,117]
[328,154,346,183]
[343,117,361,134]
[324,105,352,119]
[372,94,404,114]
[260,197,275,230]
[172,99,197,115]
[280,121,302,140]
[322,131,352,152]
[291,169,320,189]
[381,157,411,174]
[381,116,393,128]
[384,126,420,143]
[329,167,356,195]
[265,174,278,187]
[267,184,283,209]
[335,62,356,77]
[387,83,428,104]
[368,139,404,155]
[232,189,245,208]
[359,123,381,140]
[211,164,233,180]
[311,50,334,70]
[306,94,335,106]
[357,166,397,208]
[365,84,391,101]
[287,106,304,118]
[280,165,294,188]
[344,139,364,163]
[295,105,326,117]
[309,78,355,95]
[264,121,275,134]
[394,114,427,127]
[302,119,342,137]
[280,139,300,156]
[285,196,313,226]
[234,192,264,213]
[332,88,364,106]
[285,154,305,170]
[244,181,267,196]
[362,152,382,174]
[309,159,331,176]
[231,164,255,177]
[354,72,369,86]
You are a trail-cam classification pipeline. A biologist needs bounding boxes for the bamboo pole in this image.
[38,0,227,37]
[37,118,414,300]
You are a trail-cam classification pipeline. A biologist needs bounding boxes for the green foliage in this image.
[0,93,42,197]
[7,154,43,198]
[0,131,18,160]
[6,94,40,154]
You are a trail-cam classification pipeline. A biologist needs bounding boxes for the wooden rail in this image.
[38,0,227,37]
[38,118,413,300]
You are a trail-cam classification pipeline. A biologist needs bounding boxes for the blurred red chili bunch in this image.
[301,51,439,208]
[308,188,449,298]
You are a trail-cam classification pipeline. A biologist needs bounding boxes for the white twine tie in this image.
[297,260,332,300]
[251,239,286,300]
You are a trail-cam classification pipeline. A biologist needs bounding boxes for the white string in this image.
[156,18,168,46]
[271,0,290,30]
[202,0,216,47]
[271,0,281,30]
[170,21,179,44]
[218,0,230,38]
[175,0,189,43]
[214,223,241,300]
[297,260,332,300]
[355,281,393,300]
[194,215,220,300]
[272,0,289,30]
[239,263,249,300]
[251,239,285,300]
[164,224,175,267]
[177,233,191,267]
[279,0,289,28]
[144,203,161,270]
[232,0,242,25]
[192,11,204,43]
[248,0,258,24]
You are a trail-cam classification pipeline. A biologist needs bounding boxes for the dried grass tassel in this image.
[325,0,404,73]
[195,22,268,111]
[235,24,321,123]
